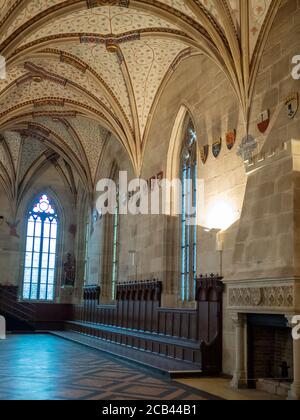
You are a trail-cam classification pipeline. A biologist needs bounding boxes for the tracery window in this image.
[22,194,58,301]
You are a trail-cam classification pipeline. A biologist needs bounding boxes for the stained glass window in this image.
[22,194,58,301]
[181,119,197,302]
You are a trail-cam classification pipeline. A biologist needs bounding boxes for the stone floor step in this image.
[50,330,203,379]
[65,320,200,349]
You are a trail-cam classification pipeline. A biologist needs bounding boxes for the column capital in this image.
[285,314,296,328]
[231,312,247,327]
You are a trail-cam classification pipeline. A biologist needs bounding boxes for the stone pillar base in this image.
[231,372,247,389]
[288,383,300,400]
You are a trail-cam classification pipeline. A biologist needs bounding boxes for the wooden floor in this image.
[0,334,221,400]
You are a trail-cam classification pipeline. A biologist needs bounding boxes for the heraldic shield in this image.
[212,138,222,158]
[200,145,209,164]
[285,93,299,119]
[226,130,236,150]
[257,110,270,133]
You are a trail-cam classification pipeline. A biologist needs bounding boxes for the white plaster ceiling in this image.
[19,6,179,45]
[0,0,279,199]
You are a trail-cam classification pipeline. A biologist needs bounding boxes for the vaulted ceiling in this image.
[0,0,281,208]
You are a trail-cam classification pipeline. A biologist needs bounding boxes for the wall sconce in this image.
[129,250,136,267]
[128,250,138,282]
[216,231,224,252]
[216,231,225,276]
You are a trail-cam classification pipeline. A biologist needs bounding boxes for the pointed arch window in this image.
[181,119,198,302]
[22,194,58,301]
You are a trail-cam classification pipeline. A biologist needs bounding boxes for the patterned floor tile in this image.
[0,335,221,400]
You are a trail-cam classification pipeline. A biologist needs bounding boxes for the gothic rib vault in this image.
[0,0,280,213]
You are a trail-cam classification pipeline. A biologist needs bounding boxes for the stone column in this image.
[287,315,300,400]
[231,313,247,389]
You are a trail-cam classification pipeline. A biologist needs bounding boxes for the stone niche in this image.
[224,139,300,400]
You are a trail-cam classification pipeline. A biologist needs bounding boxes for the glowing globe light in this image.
[206,199,238,231]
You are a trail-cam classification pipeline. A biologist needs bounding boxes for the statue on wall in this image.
[63,253,76,287]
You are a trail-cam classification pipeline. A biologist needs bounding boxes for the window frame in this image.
[180,119,198,303]
[21,194,60,302]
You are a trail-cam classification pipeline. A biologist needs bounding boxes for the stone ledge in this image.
[244,139,300,175]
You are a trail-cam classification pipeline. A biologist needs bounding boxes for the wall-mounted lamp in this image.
[216,231,224,252]
[128,250,136,266]
[216,231,225,276]
[128,250,137,281]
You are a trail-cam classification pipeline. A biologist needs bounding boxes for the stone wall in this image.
[84,53,247,307]
[134,53,247,306]
[0,163,77,303]
[231,145,294,281]
[250,0,300,151]
[0,186,19,286]
[85,136,135,302]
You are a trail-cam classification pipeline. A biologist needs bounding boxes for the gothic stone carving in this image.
[116,280,162,302]
[196,274,224,302]
[228,286,294,309]
[83,285,101,301]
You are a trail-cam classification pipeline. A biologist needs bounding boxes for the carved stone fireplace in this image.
[226,280,300,400]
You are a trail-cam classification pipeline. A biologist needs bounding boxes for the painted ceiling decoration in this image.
[0,0,281,207]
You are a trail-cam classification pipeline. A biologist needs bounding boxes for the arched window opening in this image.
[22,194,58,301]
[181,118,198,302]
